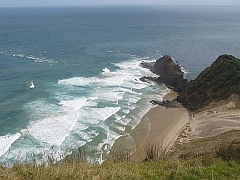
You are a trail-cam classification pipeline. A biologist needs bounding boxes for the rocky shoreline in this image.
[149,99,181,108]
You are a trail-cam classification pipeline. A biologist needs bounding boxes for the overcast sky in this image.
[0,0,239,7]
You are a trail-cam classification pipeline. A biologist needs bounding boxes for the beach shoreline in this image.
[111,91,190,161]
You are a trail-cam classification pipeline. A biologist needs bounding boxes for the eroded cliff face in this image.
[177,54,240,111]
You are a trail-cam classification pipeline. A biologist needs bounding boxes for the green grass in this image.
[1,139,240,180]
[1,157,240,179]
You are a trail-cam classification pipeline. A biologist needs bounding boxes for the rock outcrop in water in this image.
[140,55,187,92]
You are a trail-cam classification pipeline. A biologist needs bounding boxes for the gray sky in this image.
[0,0,239,7]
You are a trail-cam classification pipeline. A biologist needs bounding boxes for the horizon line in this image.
[0,4,240,8]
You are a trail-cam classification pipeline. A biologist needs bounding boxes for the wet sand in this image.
[111,91,190,161]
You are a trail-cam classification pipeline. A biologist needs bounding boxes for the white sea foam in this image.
[15,58,165,164]
[93,89,124,103]
[26,55,56,64]
[181,66,190,79]
[58,77,100,86]
[96,130,123,161]
[0,133,21,157]
[76,132,93,143]
[8,51,57,64]
[112,124,125,132]
[114,113,132,126]
[76,130,99,143]
[122,109,130,114]
[120,118,131,126]
[0,144,72,166]
[58,59,155,89]
[102,74,125,86]
[114,114,122,121]
[85,100,98,107]
[123,88,143,95]
[105,131,122,150]
[24,100,61,120]
[27,112,79,146]
[78,107,121,125]
[58,98,87,111]
[129,96,141,104]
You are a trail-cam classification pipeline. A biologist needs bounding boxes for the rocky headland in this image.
[140,54,240,158]
[142,54,240,113]
[178,54,240,112]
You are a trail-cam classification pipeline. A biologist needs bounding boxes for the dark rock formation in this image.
[140,61,155,70]
[140,55,187,92]
[150,99,180,108]
[177,55,240,111]
[139,76,158,83]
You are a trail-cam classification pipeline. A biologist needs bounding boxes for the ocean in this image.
[0,5,240,165]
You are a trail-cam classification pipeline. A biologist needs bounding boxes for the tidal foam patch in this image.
[27,112,79,146]
[0,133,21,157]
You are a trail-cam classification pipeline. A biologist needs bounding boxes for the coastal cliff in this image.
[178,54,240,111]
[144,54,240,112]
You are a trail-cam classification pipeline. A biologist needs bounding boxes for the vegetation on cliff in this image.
[177,54,240,111]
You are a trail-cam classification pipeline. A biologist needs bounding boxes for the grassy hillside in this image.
[1,132,240,180]
[1,156,240,179]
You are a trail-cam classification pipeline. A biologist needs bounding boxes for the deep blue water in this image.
[1,5,240,164]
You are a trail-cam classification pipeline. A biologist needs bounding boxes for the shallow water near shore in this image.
[1,5,240,165]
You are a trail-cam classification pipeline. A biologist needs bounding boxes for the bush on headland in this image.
[178,54,240,111]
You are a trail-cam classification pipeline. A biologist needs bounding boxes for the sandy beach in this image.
[167,95,240,159]
[179,99,240,144]
[111,91,190,161]
[132,91,189,160]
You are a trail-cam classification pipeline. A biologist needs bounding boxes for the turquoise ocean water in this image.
[0,5,240,164]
